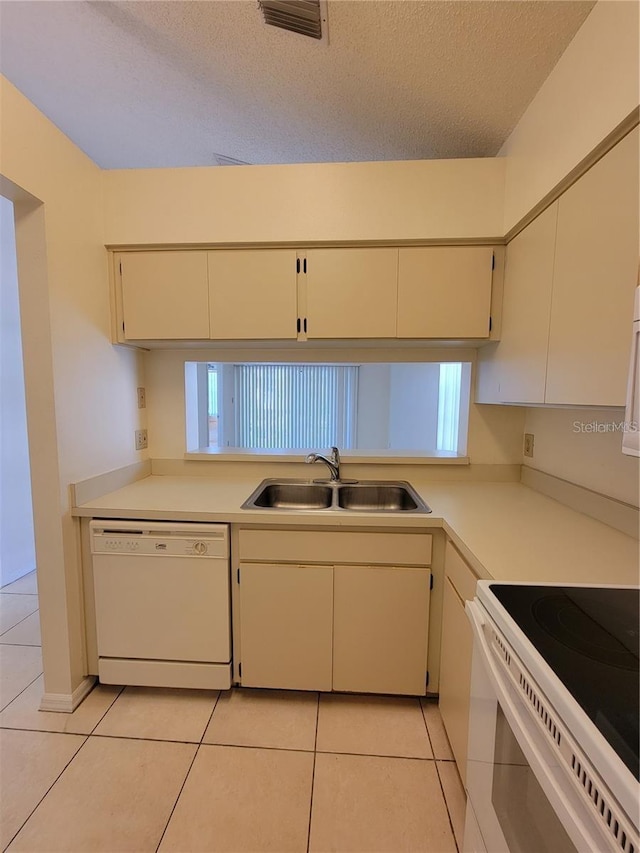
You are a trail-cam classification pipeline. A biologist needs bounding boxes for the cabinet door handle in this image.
[296,258,300,274]
[303,318,307,333]
[297,318,301,334]
[303,258,307,274]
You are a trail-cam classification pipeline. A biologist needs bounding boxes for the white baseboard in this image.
[39,675,97,713]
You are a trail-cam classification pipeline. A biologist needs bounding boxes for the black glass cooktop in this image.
[490,585,640,780]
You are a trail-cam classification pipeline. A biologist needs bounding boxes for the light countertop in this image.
[73,476,639,587]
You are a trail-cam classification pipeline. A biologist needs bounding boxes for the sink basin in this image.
[241,479,431,513]
[337,483,420,512]
[250,482,333,510]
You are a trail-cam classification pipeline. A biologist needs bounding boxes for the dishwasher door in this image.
[90,520,231,689]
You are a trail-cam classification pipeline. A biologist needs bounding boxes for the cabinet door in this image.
[238,562,333,690]
[494,203,558,404]
[208,250,298,339]
[397,247,493,338]
[439,541,476,784]
[545,127,640,405]
[333,565,430,695]
[305,248,398,338]
[119,251,210,340]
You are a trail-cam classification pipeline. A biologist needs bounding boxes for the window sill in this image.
[184,448,470,465]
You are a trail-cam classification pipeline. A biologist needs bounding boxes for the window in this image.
[210,363,357,449]
[186,361,471,456]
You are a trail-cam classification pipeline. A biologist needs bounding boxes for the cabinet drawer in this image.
[239,529,432,566]
[444,539,478,602]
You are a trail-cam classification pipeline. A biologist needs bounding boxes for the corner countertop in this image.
[73,476,639,587]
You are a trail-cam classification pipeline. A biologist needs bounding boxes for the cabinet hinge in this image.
[491,253,495,271]
[426,670,430,687]
[237,568,240,584]
[238,662,242,678]
[430,574,434,590]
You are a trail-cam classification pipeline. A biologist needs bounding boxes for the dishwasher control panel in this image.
[90,520,229,559]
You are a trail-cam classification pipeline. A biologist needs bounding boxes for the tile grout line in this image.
[434,759,461,853]
[419,696,437,759]
[154,743,201,853]
[422,698,461,853]
[0,606,40,640]
[2,730,90,851]
[0,670,44,714]
[198,688,222,745]
[0,590,38,597]
[85,684,125,736]
[306,692,320,853]
[0,571,38,594]
[420,697,460,849]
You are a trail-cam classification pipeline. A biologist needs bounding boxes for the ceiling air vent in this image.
[214,154,250,167]
[259,0,327,41]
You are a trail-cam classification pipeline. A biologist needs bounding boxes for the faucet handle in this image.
[330,446,340,464]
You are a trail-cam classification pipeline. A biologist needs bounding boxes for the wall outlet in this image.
[135,429,148,451]
[137,387,146,409]
[523,433,534,458]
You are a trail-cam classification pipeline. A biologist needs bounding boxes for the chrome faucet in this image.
[305,446,341,481]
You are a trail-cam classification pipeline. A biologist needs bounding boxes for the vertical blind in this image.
[437,362,462,452]
[233,364,358,449]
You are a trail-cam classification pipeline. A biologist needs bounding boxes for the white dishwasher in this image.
[90,520,231,690]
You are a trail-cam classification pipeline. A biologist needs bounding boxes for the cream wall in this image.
[0,76,144,698]
[522,408,639,507]
[103,157,505,245]
[500,0,639,231]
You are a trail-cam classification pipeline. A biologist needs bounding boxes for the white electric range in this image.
[465,582,639,853]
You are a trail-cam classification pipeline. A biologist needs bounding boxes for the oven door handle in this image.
[466,599,606,853]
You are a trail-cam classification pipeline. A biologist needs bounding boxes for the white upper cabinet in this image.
[305,248,398,338]
[478,127,639,407]
[397,247,494,339]
[545,127,639,406]
[118,251,210,340]
[208,250,298,340]
[491,203,558,404]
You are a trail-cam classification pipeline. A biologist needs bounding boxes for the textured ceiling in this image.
[0,0,596,168]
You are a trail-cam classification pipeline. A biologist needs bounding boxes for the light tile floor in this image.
[0,570,467,852]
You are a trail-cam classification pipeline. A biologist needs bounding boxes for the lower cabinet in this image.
[333,565,430,695]
[236,529,432,695]
[238,562,333,691]
[438,539,478,783]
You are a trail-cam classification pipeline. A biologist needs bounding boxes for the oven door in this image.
[464,600,608,853]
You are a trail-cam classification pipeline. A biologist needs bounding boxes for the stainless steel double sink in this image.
[241,479,431,513]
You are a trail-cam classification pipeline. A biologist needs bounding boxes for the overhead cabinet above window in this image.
[112,244,497,344]
[397,246,494,339]
[118,251,210,340]
[208,249,297,340]
[304,248,398,338]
